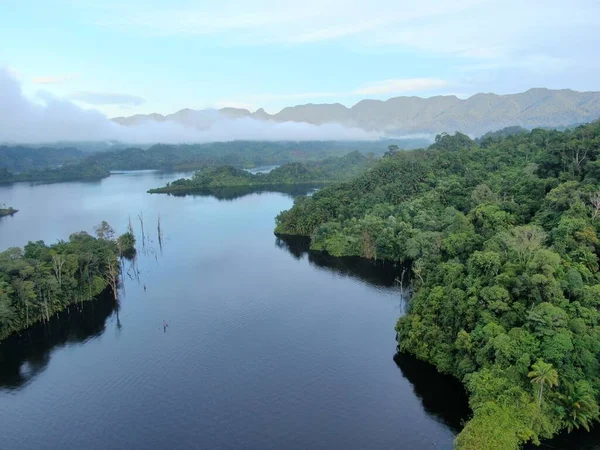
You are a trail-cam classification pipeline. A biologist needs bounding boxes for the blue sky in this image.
[1,0,599,118]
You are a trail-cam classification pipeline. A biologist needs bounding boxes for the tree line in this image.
[275,121,600,449]
[0,221,135,341]
[0,139,419,184]
[148,151,374,193]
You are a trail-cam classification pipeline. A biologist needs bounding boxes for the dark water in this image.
[0,171,477,449]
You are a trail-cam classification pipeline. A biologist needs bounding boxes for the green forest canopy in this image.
[148,151,373,193]
[0,222,135,341]
[0,139,421,184]
[275,122,600,449]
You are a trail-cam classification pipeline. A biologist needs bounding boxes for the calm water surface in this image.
[0,171,470,449]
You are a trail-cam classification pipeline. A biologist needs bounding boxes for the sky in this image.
[1,0,599,118]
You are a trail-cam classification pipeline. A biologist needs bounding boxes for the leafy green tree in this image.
[274,120,600,448]
[560,381,599,432]
[528,359,559,406]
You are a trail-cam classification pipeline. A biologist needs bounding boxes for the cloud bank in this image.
[0,68,378,144]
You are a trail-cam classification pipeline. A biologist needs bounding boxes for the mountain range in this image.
[112,88,600,137]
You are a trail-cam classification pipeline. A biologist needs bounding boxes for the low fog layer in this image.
[0,69,379,144]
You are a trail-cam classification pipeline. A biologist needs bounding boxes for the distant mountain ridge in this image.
[112,88,600,136]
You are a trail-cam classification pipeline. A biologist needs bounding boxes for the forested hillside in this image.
[275,122,600,449]
[0,146,85,172]
[0,140,408,184]
[148,151,373,193]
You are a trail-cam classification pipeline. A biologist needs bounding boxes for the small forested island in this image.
[275,121,600,449]
[0,206,17,217]
[148,151,373,193]
[0,221,135,341]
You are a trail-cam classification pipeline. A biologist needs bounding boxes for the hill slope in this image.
[274,121,600,449]
[113,88,600,136]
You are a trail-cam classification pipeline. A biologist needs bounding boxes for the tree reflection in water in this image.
[275,234,470,430]
[0,290,115,390]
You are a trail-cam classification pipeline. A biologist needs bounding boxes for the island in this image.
[0,221,135,341]
[148,151,374,193]
[0,206,17,217]
[275,121,600,449]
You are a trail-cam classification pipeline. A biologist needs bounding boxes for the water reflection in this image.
[531,423,600,449]
[393,352,470,432]
[275,235,406,287]
[276,234,470,431]
[0,291,116,390]
[163,184,323,201]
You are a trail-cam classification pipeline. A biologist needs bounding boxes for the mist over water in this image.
[0,68,379,144]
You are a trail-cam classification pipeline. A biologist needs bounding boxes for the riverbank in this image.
[0,226,131,342]
[0,173,468,449]
[273,122,600,449]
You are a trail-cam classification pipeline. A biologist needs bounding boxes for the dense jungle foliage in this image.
[0,139,421,184]
[0,146,86,172]
[0,222,135,341]
[86,140,410,171]
[275,122,600,449]
[0,163,110,184]
[148,151,373,193]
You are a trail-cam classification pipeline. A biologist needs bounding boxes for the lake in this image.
[0,169,561,450]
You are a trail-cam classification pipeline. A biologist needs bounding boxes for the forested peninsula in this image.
[275,122,600,449]
[148,151,373,193]
[0,222,135,341]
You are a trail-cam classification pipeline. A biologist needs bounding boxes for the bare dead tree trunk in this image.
[44,294,50,323]
[591,191,600,220]
[138,211,145,247]
[157,214,163,251]
[573,145,589,176]
[51,252,66,287]
[104,257,120,302]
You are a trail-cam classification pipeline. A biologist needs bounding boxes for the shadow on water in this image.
[275,235,406,287]
[393,352,470,432]
[530,426,600,449]
[276,234,471,430]
[164,184,324,201]
[277,236,600,448]
[0,290,116,391]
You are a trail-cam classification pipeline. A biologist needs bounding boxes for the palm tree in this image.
[528,359,559,407]
[561,381,599,432]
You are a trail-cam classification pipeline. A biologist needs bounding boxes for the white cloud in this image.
[7,67,23,80]
[99,9,304,37]
[353,78,448,95]
[289,20,384,43]
[0,67,378,144]
[91,0,488,44]
[88,0,596,76]
[33,74,78,84]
